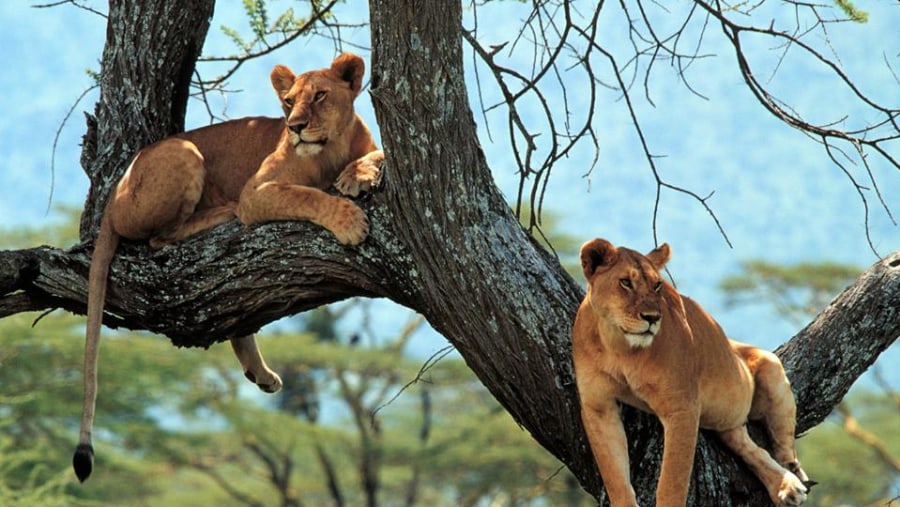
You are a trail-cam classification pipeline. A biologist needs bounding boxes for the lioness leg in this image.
[112,138,238,249]
[230,335,282,393]
[655,407,701,507]
[745,350,809,483]
[580,401,640,507]
[237,181,369,245]
[718,426,808,506]
[148,205,237,249]
[734,345,809,483]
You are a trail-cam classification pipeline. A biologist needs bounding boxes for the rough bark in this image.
[0,0,897,505]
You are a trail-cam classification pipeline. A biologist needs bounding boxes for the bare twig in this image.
[32,0,107,18]
[696,0,899,254]
[465,0,730,247]
[464,1,600,234]
[46,85,98,216]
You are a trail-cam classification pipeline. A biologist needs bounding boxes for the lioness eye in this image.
[654,281,663,292]
[619,279,632,290]
[314,91,326,102]
[283,97,294,107]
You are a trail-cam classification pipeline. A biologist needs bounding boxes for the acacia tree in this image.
[1,1,898,505]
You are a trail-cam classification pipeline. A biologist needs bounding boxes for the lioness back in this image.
[174,117,284,204]
[679,295,756,430]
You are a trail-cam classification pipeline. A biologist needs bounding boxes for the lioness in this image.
[573,239,810,507]
[74,53,383,482]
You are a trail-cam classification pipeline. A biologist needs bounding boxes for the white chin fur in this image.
[624,333,655,348]
[295,143,324,156]
[287,130,325,156]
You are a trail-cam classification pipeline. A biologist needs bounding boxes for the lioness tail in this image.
[74,211,119,482]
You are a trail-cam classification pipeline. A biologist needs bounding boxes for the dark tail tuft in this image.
[73,443,94,483]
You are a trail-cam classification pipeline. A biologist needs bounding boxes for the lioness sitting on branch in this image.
[573,239,811,506]
[74,53,384,482]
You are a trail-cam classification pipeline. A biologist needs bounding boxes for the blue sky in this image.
[0,2,897,387]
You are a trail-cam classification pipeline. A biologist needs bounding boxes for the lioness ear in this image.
[580,239,618,280]
[330,53,365,95]
[646,243,671,270]
[271,65,295,97]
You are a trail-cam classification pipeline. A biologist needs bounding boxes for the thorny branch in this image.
[464,0,898,252]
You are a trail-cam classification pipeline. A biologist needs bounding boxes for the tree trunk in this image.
[0,0,897,505]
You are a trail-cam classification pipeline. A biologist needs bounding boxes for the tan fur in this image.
[573,238,809,507]
[74,53,383,482]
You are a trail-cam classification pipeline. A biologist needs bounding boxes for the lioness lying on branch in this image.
[74,53,383,482]
[573,239,812,506]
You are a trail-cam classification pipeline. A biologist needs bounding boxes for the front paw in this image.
[335,150,384,197]
[325,199,369,245]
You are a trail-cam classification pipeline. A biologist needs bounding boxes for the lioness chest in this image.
[576,335,754,430]
[573,332,672,415]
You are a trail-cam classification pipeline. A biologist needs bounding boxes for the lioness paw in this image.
[244,369,283,394]
[335,150,385,197]
[326,200,369,245]
[775,472,808,507]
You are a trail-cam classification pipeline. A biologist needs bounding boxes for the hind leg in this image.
[148,205,236,249]
[110,138,233,246]
[719,426,808,506]
[109,138,204,239]
[230,335,282,393]
[745,348,809,483]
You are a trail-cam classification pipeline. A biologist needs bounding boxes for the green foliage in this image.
[218,0,326,58]
[0,205,81,249]
[833,0,868,23]
[719,259,860,324]
[0,313,181,505]
[796,391,899,506]
[0,298,590,506]
[244,0,269,40]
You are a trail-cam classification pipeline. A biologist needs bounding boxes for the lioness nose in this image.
[640,312,660,325]
[289,122,307,134]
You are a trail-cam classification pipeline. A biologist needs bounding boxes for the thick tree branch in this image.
[778,252,900,432]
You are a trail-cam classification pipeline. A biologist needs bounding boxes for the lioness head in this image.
[580,238,672,348]
[270,53,365,155]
